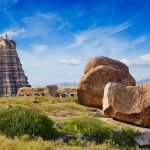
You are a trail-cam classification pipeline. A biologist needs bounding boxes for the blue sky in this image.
[0,0,150,86]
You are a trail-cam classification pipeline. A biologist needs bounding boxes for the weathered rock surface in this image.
[103,82,150,127]
[77,56,136,108]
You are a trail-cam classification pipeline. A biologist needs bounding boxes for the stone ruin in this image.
[0,34,30,96]
[17,85,58,97]
[57,87,77,98]
[17,85,77,98]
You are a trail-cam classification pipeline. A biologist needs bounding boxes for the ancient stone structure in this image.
[57,87,77,98]
[103,82,150,127]
[77,56,136,108]
[0,34,30,96]
[17,85,77,98]
[17,85,58,97]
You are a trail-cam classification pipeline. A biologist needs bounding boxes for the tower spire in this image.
[5,33,8,39]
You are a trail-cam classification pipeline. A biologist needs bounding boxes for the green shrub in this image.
[112,127,140,146]
[0,107,55,139]
[62,116,139,148]
[33,97,41,103]
[64,116,115,143]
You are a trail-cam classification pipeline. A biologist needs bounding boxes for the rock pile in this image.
[77,56,150,127]
[77,56,135,108]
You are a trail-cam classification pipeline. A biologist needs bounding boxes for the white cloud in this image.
[140,53,150,61]
[60,58,81,65]
[32,45,49,53]
[121,53,150,81]
[18,45,84,86]
[0,28,25,38]
[121,53,150,67]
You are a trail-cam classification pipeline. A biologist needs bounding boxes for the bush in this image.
[112,127,140,146]
[64,116,115,143]
[0,107,55,139]
[62,116,139,148]
[33,97,41,103]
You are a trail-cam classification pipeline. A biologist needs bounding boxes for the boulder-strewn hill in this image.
[55,82,78,87]
[137,78,150,85]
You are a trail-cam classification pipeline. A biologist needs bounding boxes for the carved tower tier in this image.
[0,35,30,96]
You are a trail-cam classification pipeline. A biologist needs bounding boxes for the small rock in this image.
[49,101,55,104]
[134,132,150,147]
[77,133,85,140]
[110,129,123,138]
[89,108,97,112]
[54,122,61,128]
[58,135,75,142]
[4,105,12,109]
[77,133,89,146]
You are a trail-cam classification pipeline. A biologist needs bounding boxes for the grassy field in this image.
[0,135,124,150]
[0,96,140,150]
[0,96,98,116]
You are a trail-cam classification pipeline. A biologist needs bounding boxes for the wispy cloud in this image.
[0,0,18,10]
[121,53,150,80]
[0,28,25,38]
[65,21,131,49]
[32,45,49,54]
[60,58,83,65]
[64,21,147,60]
[21,12,71,39]
[121,53,150,67]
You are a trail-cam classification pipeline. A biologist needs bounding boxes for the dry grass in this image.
[0,134,126,150]
[0,96,101,118]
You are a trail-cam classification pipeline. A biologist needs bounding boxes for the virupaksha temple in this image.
[0,33,30,96]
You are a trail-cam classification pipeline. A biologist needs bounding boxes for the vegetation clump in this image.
[61,116,139,148]
[33,97,41,103]
[63,116,115,143]
[0,107,55,139]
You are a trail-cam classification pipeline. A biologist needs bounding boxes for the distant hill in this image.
[137,78,150,85]
[55,82,78,87]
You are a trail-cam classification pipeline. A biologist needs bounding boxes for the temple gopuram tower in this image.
[0,34,30,96]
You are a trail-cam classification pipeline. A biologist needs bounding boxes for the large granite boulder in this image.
[77,56,136,108]
[103,82,150,127]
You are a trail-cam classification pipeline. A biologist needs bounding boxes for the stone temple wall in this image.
[0,37,30,96]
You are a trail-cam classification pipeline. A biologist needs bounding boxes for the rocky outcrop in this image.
[77,56,136,108]
[0,36,30,96]
[103,82,150,127]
